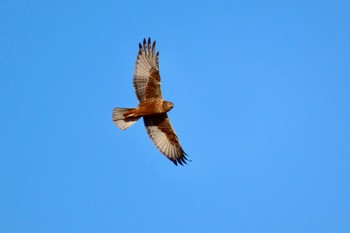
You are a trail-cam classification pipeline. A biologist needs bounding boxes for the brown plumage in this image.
[112,38,188,166]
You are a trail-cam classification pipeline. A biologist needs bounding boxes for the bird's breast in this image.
[135,99,169,116]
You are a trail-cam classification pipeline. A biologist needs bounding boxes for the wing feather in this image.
[143,114,188,166]
[133,38,161,101]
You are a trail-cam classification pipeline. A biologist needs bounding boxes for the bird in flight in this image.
[112,38,188,166]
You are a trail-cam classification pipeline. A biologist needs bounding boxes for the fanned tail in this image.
[112,108,140,130]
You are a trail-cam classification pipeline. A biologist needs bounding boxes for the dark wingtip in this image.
[140,38,158,55]
[172,151,190,166]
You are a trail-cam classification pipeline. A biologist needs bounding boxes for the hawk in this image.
[112,38,188,166]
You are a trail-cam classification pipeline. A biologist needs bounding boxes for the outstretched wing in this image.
[143,114,188,166]
[133,38,162,101]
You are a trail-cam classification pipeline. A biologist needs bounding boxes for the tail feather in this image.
[112,108,140,130]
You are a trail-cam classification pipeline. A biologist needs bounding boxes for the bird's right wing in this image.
[133,38,162,101]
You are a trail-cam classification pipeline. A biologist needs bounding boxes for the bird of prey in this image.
[112,38,188,166]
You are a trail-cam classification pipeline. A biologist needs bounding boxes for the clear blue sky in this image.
[1,0,349,232]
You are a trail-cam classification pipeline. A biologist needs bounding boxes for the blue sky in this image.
[1,0,349,232]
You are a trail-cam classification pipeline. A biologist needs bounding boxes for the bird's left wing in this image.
[143,114,188,166]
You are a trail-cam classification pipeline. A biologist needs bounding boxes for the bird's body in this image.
[112,38,188,165]
[130,99,173,117]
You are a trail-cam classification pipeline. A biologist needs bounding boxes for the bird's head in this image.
[163,101,174,111]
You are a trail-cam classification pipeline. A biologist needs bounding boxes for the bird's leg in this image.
[123,109,138,118]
